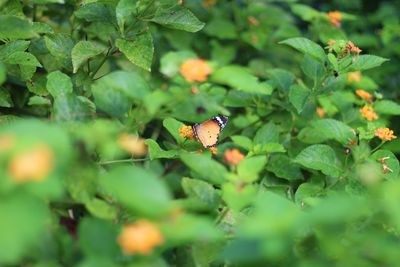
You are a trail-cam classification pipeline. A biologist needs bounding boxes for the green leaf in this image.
[46,71,73,97]
[266,154,304,181]
[291,4,321,21]
[92,71,149,117]
[74,3,115,23]
[44,34,74,60]
[182,177,221,210]
[84,198,117,220]
[289,84,310,113]
[349,55,389,71]
[116,0,137,32]
[78,218,119,258]
[279,37,326,62]
[28,96,51,106]
[71,41,106,73]
[150,6,205,32]
[295,182,323,205]
[253,143,286,154]
[3,52,42,67]
[374,100,400,115]
[295,144,341,177]
[254,122,279,145]
[327,53,338,71]
[163,117,185,144]
[180,152,227,185]
[267,69,295,92]
[311,119,354,144]
[237,156,267,182]
[0,62,6,85]
[52,94,91,121]
[231,135,253,150]
[211,65,272,95]
[145,139,178,160]
[0,88,12,107]
[100,165,172,217]
[204,18,237,40]
[301,55,325,81]
[222,183,257,211]
[0,15,36,40]
[371,150,399,180]
[0,194,49,265]
[116,32,154,71]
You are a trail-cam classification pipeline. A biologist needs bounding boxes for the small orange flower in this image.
[316,107,325,118]
[224,149,244,166]
[180,59,212,82]
[356,90,373,103]
[179,125,195,141]
[375,128,397,141]
[327,11,342,28]
[118,220,164,255]
[360,106,378,121]
[348,71,361,82]
[247,16,260,26]
[118,134,148,156]
[0,134,15,152]
[9,144,54,182]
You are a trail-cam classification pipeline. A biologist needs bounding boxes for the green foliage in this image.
[1,0,400,266]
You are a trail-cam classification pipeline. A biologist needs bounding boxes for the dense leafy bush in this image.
[1,0,400,266]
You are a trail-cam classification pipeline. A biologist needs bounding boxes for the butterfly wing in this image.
[193,119,221,148]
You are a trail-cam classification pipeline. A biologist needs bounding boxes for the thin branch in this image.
[98,158,150,165]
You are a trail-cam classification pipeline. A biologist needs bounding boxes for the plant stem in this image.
[90,46,112,79]
[371,141,386,154]
[98,158,149,165]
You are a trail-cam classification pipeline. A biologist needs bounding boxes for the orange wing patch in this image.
[194,120,221,148]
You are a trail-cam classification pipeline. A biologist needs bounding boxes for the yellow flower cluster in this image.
[360,106,378,121]
[356,89,373,103]
[179,125,195,140]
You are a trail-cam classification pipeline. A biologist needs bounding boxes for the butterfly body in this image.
[192,115,228,148]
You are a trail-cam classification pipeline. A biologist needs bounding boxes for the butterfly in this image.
[192,115,228,148]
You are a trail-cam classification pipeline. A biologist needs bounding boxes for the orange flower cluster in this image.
[360,106,378,121]
[179,125,195,140]
[339,41,362,60]
[247,16,260,26]
[347,41,362,55]
[8,144,54,183]
[179,59,212,82]
[224,149,244,166]
[375,128,397,141]
[348,71,361,82]
[118,134,148,156]
[327,11,342,28]
[356,89,373,103]
[118,220,164,255]
[316,107,325,118]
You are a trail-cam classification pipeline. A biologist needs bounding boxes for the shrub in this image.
[1,1,400,266]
